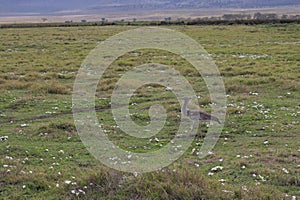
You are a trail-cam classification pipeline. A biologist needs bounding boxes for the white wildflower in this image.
[264,141,269,145]
[222,190,233,193]
[191,148,196,154]
[0,136,8,141]
[258,175,266,182]
[78,189,86,195]
[242,185,248,192]
[282,168,289,174]
[211,166,223,172]
[166,87,173,91]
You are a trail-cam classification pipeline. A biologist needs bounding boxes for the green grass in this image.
[0,24,299,199]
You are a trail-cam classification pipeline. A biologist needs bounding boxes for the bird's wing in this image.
[188,109,220,123]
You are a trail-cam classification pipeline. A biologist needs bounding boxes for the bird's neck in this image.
[182,100,189,116]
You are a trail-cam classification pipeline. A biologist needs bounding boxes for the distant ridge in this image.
[1,0,300,16]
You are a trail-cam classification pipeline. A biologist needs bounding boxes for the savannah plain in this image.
[0,23,299,199]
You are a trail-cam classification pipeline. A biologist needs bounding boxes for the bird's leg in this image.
[190,120,196,130]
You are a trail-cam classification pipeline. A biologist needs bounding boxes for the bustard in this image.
[182,97,220,126]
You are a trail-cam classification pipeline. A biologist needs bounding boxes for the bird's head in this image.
[183,97,192,103]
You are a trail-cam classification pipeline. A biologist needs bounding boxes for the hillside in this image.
[1,0,300,16]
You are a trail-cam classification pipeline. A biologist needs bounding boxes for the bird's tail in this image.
[211,115,221,124]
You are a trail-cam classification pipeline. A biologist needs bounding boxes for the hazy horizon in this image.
[1,0,300,16]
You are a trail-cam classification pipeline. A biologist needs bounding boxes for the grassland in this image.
[0,24,299,199]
